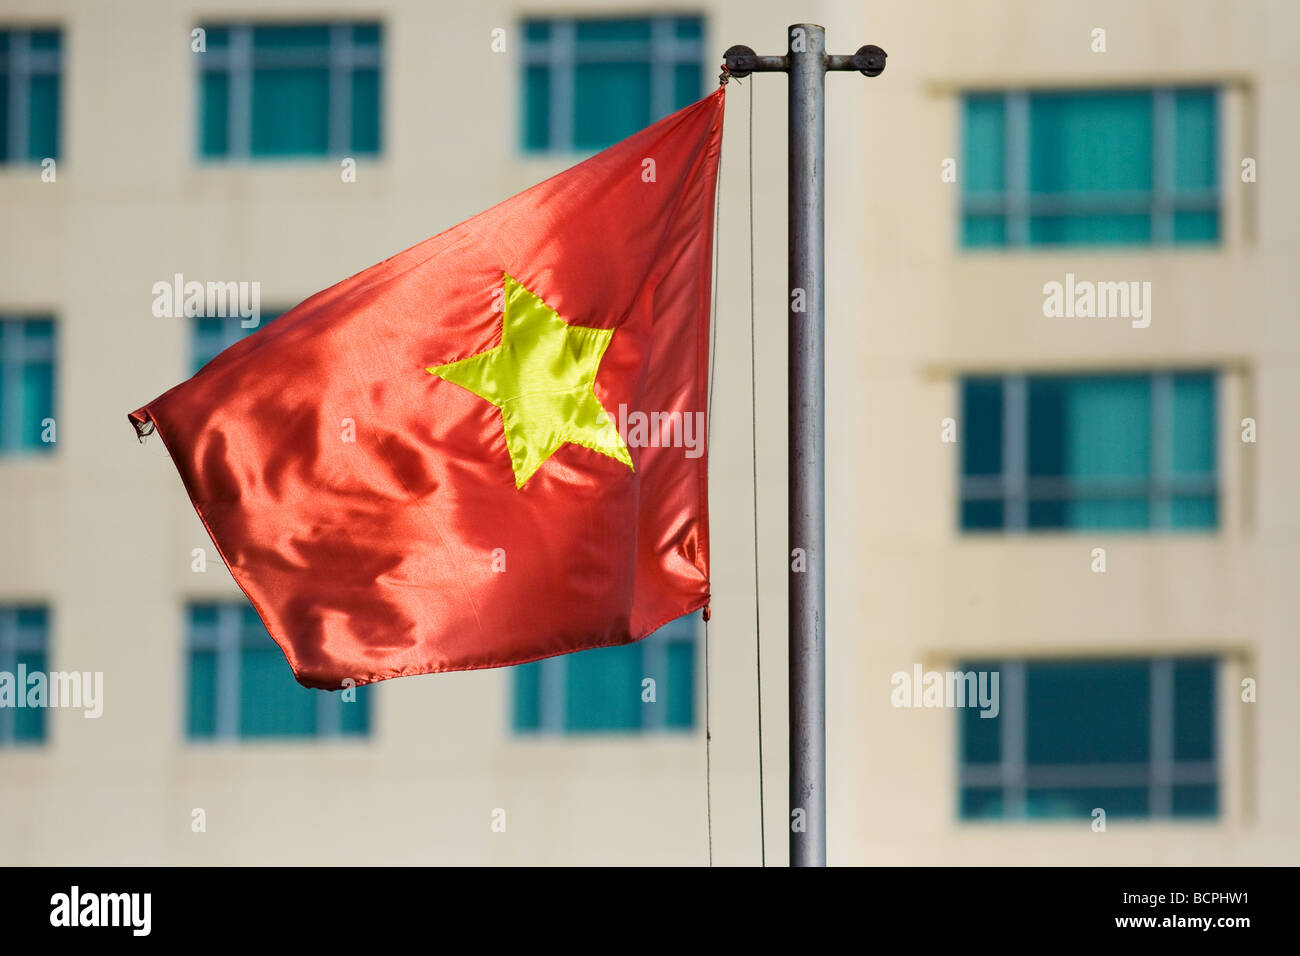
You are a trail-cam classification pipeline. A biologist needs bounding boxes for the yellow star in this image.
[427,274,634,488]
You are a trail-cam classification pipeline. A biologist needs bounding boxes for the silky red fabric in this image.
[131,90,723,689]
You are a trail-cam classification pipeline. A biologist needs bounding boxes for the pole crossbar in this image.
[722,24,886,869]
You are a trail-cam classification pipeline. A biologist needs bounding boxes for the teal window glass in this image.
[674,16,703,41]
[960,658,1218,820]
[575,19,651,43]
[664,638,695,728]
[1173,659,1216,762]
[1025,662,1149,764]
[197,22,382,160]
[0,606,49,745]
[963,94,1005,194]
[0,317,56,455]
[1172,784,1217,816]
[238,635,317,737]
[566,642,642,730]
[512,614,698,733]
[961,88,1219,247]
[1028,213,1151,245]
[960,788,1003,820]
[352,25,381,48]
[350,67,381,155]
[673,62,703,114]
[1028,375,1151,529]
[186,603,372,740]
[253,25,331,50]
[187,649,218,738]
[574,62,651,149]
[512,664,541,732]
[191,310,281,374]
[960,379,1002,476]
[251,66,330,156]
[520,16,704,152]
[28,31,59,53]
[0,28,61,162]
[0,72,8,159]
[522,65,551,152]
[1174,89,1216,192]
[199,71,230,156]
[962,215,1006,247]
[1171,373,1217,527]
[960,372,1217,532]
[1029,91,1152,195]
[27,72,59,159]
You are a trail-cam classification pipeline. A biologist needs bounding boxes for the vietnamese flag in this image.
[130,90,724,689]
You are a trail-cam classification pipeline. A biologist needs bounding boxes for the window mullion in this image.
[1003,376,1028,530]
[1000,661,1026,815]
[539,656,566,733]
[1149,659,1175,816]
[649,18,672,122]
[316,684,341,737]
[1151,372,1173,529]
[328,23,351,156]
[642,634,666,731]
[215,605,241,739]
[228,26,252,159]
[1,320,23,450]
[1005,92,1030,245]
[1152,89,1175,243]
[0,610,15,742]
[10,30,30,161]
[551,22,575,150]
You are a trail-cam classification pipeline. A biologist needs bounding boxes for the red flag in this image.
[130,90,723,689]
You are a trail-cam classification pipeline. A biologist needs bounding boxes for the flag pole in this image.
[724,25,886,868]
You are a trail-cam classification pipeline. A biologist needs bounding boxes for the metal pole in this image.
[723,28,885,869]
[786,22,827,869]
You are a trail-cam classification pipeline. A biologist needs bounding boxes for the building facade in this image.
[0,0,1295,865]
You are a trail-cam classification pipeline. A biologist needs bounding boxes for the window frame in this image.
[195,22,382,161]
[0,316,57,455]
[959,657,1219,820]
[519,15,705,153]
[190,310,281,375]
[0,27,61,163]
[959,370,1219,532]
[960,87,1220,247]
[0,606,48,744]
[185,602,369,741]
[513,615,701,735]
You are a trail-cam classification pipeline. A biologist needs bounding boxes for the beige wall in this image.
[0,0,1295,865]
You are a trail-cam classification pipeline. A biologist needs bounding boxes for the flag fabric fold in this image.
[130,89,724,689]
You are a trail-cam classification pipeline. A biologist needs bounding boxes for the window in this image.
[521,16,704,152]
[513,615,698,733]
[186,603,371,739]
[962,88,1218,246]
[960,658,1218,820]
[197,23,382,159]
[960,372,1217,531]
[191,310,281,374]
[0,606,48,745]
[0,28,60,162]
[0,317,56,454]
